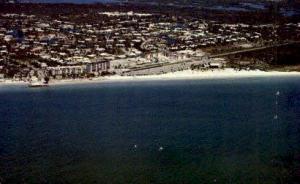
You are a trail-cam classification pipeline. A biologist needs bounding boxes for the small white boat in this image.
[158,146,164,151]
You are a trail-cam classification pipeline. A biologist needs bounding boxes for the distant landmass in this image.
[0,0,19,3]
[12,0,300,9]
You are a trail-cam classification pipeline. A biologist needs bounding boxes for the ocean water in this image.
[24,0,119,4]
[0,77,300,184]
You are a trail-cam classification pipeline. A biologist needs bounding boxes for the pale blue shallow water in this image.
[0,77,300,183]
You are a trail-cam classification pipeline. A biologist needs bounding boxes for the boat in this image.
[28,76,48,88]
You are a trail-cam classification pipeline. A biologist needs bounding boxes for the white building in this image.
[48,65,85,76]
[86,60,110,74]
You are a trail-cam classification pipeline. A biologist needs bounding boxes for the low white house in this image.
[0,73,5,82]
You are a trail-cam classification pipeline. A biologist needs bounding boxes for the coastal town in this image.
[2,2,300,184]
[0,2,300,85]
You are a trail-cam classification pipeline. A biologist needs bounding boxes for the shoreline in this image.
[1,69,300,86]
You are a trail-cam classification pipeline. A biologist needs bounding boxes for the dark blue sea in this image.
[1,77,300,184]
[25,0,118,4]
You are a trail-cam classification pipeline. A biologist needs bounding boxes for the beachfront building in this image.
[86,60,110,75]
[0,73,4,82]
[47,60,110,79]
[48,65,86,79]
[208,58,226,69]
[208,62,224,69]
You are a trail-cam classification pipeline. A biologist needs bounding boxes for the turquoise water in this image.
[0,77,300,183]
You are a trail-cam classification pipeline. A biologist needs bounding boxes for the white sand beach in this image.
[50,69,300,85]
[0,80,27,86]
[1,69,300,86]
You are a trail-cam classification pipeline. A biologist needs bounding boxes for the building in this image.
[86,60,110,75]
[48,65,86,78]
[47,60,110,78]
[0,73,4,82]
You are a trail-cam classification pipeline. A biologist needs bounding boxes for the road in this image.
[122,59,207,76]
[122,41,299,76]
[210,42,298,58]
